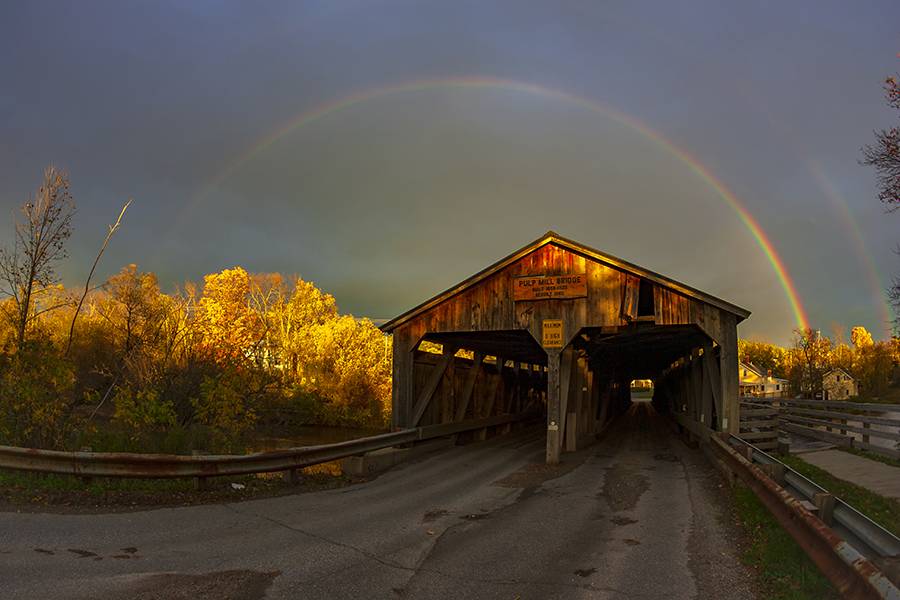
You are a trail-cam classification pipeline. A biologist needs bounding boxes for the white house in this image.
[822,368,858,401]
[739,361,788,398]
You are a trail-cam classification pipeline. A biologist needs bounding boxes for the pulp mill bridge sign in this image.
[513,274,587,301]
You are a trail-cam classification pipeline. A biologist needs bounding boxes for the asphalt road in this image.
[1,403,757,599]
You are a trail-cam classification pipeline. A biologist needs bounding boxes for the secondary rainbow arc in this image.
[807,160,893,337]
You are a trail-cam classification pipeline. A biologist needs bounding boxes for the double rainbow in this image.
[189,76,811,331]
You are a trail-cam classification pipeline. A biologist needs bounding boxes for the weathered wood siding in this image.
[396,245,734,344]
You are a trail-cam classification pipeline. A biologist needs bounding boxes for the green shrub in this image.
[0,342,77,448]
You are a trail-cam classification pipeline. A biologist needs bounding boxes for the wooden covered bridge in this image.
[380,232,750,464]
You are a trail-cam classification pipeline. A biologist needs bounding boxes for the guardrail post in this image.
[759,463,786,485]
[287,468,301,485]
[862,421,870,445]
[813,493,836,526]
[742,445,753,462]
[777,438,790,455]
[192,450,209,491]
[78,447,93,485]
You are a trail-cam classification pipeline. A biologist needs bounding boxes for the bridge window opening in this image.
[637,279,655,317]
[418,340,444,355]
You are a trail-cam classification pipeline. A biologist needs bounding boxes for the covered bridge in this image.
[380,232,750,464]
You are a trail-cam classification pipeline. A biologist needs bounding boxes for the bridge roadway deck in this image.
[0,404,757,599]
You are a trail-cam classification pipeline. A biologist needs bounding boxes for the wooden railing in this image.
[779,399,900,460]
[738,397,780,451]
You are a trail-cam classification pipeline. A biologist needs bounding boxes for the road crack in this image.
[220,502,635,596]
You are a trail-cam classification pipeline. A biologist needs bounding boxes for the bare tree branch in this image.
[65,199,131,355]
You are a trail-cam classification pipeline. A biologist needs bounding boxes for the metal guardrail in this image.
[729,435,900,559]
[0,412,534,479]
[712,433,900,600]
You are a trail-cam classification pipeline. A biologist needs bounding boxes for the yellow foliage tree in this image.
[307,315,391,420]
[197,267,263,359]
[850,326,874,350]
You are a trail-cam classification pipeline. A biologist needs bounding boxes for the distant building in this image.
[630,379,653,390]
[739,361,788,398]
[822,368,858,401]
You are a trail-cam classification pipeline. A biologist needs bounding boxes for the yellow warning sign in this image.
[541,319,564,348]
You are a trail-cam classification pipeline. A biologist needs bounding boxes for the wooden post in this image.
[477,357,504,441]
[192,450,209,491]
[558,348,573,448]
[454,352,485,422]
[288,468,302,485]
[699,351,712,430]
[410,345,457,426]
[546,349,562,465]
[566,411,578,452]
[813,493,836,526]
[770,463,786,485]
[720,327,740,434]
[391,333,415,429]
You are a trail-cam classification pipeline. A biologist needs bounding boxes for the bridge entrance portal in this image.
[381,232,749,464]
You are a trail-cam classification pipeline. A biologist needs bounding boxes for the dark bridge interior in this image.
[411,322,720,454]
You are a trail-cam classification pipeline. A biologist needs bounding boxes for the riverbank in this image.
[0,462,365,514]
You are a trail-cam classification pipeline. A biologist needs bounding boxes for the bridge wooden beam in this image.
[481,356,505,418]
[702,347,722,428]
[558,347,576,453]
[411,345,458,426]
[546,349,562,464]
[691,350,702,425]
[454,352,485,422]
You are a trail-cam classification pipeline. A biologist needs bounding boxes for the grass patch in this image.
[849,387,900,405]
[730,484,837,600]
[779,454,900,537]
[0,461,356,513]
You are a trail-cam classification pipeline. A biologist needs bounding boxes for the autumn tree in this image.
[737,339,786,377]
[855,340,895,397]
[103,264,167,357]
[0,167,75,350]
[270,278,338,378]
[197,267,264,358]
[851,325,874,351]
[791,328,832,395]
[307,315,391,422]
[830,342,854,374]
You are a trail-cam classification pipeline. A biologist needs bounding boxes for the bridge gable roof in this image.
[380,231,750,333]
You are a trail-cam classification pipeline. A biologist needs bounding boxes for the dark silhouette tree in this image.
[862,75,900,328]
[0,166,74,350]
[862,76,900,208]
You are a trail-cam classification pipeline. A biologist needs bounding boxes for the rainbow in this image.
[189,76,811,330]
[808,160,894,337]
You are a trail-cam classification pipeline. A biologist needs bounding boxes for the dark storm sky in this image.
[1,1,898,344]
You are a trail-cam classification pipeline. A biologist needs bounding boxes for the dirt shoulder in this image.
[0,466,368,514]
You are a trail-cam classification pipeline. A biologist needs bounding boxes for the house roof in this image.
[739,361,765,377]
[740,361,788,383]
[824,367,855,380]
[381,231,751,333]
